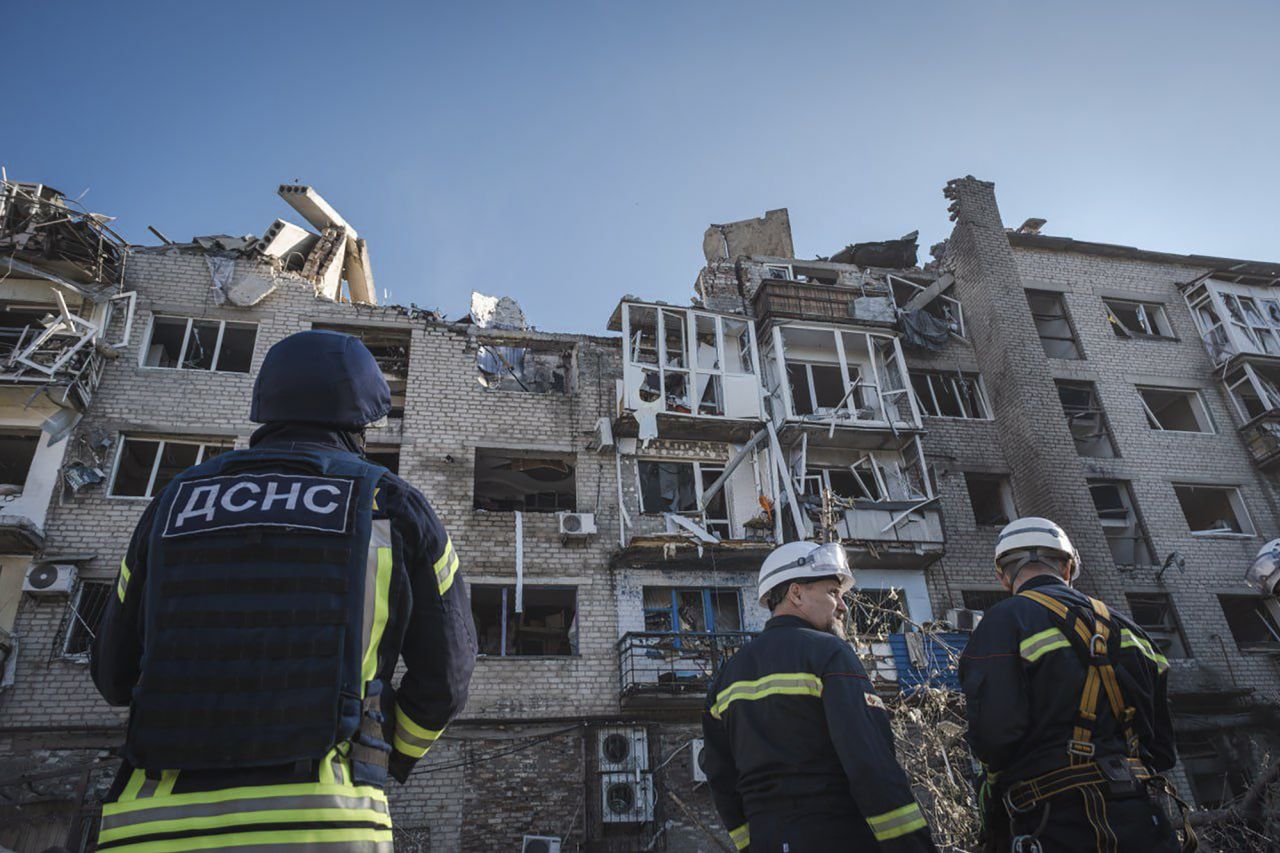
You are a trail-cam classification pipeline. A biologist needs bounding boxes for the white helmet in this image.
[1246,538,1280,597]
[758,541,854,606]
[995,517,1081,587]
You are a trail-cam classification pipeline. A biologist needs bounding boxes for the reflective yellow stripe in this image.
[393,704,443,758]
[711,672,823,719]
[99,807,391,843]
[1020,627,1070,662]
[1121,629,1169,672]
[99,826,392,852]
[118,768,146,802]
[155,770,178,797]
[103,783,387,816]
[866,802,927,841]
[434,538,458,596]
[117,557,132,603]
[729,821,750,849]
[360,546,393,685]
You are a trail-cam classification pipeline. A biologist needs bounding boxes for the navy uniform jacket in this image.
[92,426,477,789]
[701,615,936,852]
[958,575,1175,786]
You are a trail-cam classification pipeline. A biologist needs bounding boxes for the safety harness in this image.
[1001,588,1197,852]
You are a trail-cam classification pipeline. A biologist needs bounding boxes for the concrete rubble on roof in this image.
[469,291,528,330]
[703,208,795,261]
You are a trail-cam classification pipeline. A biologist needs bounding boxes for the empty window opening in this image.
[1177,733,1248,809]
[850,588,908,637]
[1104,300,1174,338]
[961,589,1010,612]
[367,448,400,475]
[62,580,112,657]
[787,362,846,415]
[1088,480,1153,567]
[476,341,572,394]
[965,474,1015,527]
[1057,381,1116,457]
[472,585,577,656]
[909,371,990,419]
[1027,290,1082,359]
[642,587,742,634]
[1218,595,1280,652]
[638,460,698,514]
[1225,363,1280,423]
[312,324,410,418]
[1138,387,1213,433]
[110,437,229,499]
[473,449,576,512]
[1124,593,1189,658]
[0,432,41,492]
[143,316,257,373]
[1173,485,1252,536]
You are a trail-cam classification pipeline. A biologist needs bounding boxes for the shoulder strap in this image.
[1018,589,1141,763]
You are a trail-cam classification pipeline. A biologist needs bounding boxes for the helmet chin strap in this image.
[1000,549,1072,591]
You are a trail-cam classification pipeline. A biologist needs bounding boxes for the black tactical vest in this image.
[125,446,387,770]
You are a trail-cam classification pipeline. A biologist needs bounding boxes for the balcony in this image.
[863,632,968,695]
[610,300,765,442]
[618,631,755,709]
[836,502,945,571]
[752,278,896,329]
[1240,412,1280,469]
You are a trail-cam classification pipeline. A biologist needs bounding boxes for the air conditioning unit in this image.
[521,836,562,853]
[945,608,983,632]
[24,564,76,597]
[691,737,707,782]
[589,416,614,452]
[597,727,654,823]
[558,511,597,538]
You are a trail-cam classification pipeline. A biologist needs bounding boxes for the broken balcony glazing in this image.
[761,324,921,435]
[1185,279,1280,365]
[617,301,763,422]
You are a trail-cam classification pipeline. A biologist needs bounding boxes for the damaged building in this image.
[0,174,1278,851]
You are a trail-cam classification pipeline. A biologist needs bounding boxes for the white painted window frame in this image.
[910,370,992,420]
[1103,298,1174,338]
[1172,483,1256,538]
[1136,386,1215,434]
[139,314,257,373]
[107,435,228,500]
[635,458,729,525]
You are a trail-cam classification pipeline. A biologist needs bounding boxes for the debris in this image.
[829,231,919,269]
[702,209,794,262]
[469,292,528,330]
[634,398,660,447]
[62,465,104,493]
[899,309,952,351]
[476,342,570,393]
[205,256,235,305]
[258,219,318,266]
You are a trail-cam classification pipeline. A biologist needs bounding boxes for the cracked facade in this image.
[2,175,1279,850]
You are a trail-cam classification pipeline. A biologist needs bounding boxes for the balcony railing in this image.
[1241,412,1280,469]
[618,631,755,704]
[753,279,895,328]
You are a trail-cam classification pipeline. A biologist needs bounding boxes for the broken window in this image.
[1026,290,1082,359]
[786,362,846,415]
[1103,299,1174,338]
[1184,282,1234,362]
[62,580,112,657]
[802,464,882,504]
[142,316,257,373]
[909,370,990,419]
[1173,484,1253,536]
[476,340,572,393]
[471,585,576,656]
[1056,381,1116,457]
[850,588,908,637]
[473,449,576,512]
[1137,387,1213,433]
[889,275,965,337]
[764,264,794,281]
[642,587,742,634]
[722,319,755,375]
[0,432,41,493]
[637,460,699,514]
[109,437,229,498]
[0,306,56,363]
[312,324,409,418]
[1177,733,1247,809]
[964,474,1015,527]
[366,448,400,475]
[1218,595,1280,652]
[1225,363,1280,423]
[699,465,730,538]
[1124,593,1189,658]
[961,589,1010,612]
[1088,480,1153,567]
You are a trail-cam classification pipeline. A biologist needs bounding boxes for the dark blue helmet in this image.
[250,330,392,429]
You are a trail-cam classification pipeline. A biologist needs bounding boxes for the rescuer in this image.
[91,329,476,851]
[959,516,1193,852]
[701,540,937,852]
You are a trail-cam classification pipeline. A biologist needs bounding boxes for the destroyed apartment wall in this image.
[702,207,794,262]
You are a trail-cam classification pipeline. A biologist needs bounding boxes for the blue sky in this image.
[6,2,1278,332]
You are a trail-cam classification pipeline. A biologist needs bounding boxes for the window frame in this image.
[1087,479,1154,567]
[1103,299,1175,339]
[641,586,743,636]
[1056,380,1118,457]
[1026,289,1083,359]
[964,473,1016,527]
[1171,484,1256,538]
[1136,386,1215,434]
[636,458,729,522]
[909,370,991,420]
[107,435,230,500]
[470,583,579,658]
[139,315,257,374]
[61,580,113,659]
[1124,592,1190,659]
[1217,594,1280,653]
